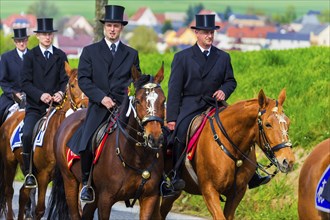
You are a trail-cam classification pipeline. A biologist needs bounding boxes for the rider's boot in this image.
[80,150,94,203]
[248,172,271,189]
[171,140,186,191]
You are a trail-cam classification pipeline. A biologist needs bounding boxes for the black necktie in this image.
[110,43,116,56]
[203,50,209,60]
[44,50,51,60]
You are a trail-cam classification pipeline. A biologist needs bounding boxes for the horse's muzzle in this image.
[145,133,164,150]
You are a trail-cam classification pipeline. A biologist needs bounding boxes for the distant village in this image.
[1,7,329,58]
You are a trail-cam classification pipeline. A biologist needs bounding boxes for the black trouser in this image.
[22,112,41,154]
[22,111,42,174]
[172,138,185,177]
[80,139,93,184]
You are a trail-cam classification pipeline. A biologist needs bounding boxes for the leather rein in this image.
[208,100,292,177]
[114,82,164,207]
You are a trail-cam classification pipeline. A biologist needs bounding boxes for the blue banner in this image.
[315,165,330,213]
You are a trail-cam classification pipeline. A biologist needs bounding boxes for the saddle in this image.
[32,107,57,147]
[186,107,213,145]
[91,116,117,152]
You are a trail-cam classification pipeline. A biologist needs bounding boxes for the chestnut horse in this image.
[0,62,88,220]
[298,138,330,220]
[159,89,295,220]
[47,64,165,219]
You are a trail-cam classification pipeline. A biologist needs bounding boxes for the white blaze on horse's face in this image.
[144,83,158,116]
[272,107,291,145]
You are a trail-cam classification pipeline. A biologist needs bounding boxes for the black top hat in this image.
[12,28,29,39]
[34,18,57,33]
[99,5,128,26]
[191,14,220,30]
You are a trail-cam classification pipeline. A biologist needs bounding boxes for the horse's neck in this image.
[219,102,259,151]
[61,92,73,112]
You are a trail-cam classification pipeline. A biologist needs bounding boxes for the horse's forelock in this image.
[134,74,152,91]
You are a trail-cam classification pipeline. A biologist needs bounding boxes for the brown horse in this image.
[298,138,330,220]
[0,62,87,220]
[0,110,30,219]
[47,64,165,220]
[159,89,295,220]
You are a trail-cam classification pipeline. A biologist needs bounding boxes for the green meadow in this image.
[1,0,329,21]
[1,46,329,218]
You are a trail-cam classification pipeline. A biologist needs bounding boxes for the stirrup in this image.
[160,178,181,198]
[79,185,95,204]
[24,174,38,189]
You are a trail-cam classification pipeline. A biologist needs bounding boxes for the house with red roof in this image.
[2,13,37,36]
[224,26,277,50]
[56,34,93,58]
[130,7,158,26]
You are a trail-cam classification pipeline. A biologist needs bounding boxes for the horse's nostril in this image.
[148,134,154,143]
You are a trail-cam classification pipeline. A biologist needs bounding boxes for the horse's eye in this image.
[265,123,272,128]
[135,100,140,105]
[70,84,75,88]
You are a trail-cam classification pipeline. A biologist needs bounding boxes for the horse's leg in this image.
[223,187,247,220]
[25,188,36,219]
[97,192,113,220]
[81,203,97,220]
[201,184,225,220]
[4,160,18,220]
[35,172,50,220]
[63,175,81,220]
[160,193,181,220]
[151,196,162,219]
[139,195,160,220]
[18,186,30,220]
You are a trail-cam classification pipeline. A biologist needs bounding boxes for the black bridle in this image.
[208,99,292,176]
[113,82,165,207]
[67,77,88,111]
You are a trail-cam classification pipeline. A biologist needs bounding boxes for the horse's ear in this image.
[278,88,286,106]
[258,89,268,108]
[131,65,141,82]
[65,61,72,77]
[154,61,164,84]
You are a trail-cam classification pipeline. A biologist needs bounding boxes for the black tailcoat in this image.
[166,44,237,143]
[68,39,140,154]
[20,45,68,113]
[0,49,25,117]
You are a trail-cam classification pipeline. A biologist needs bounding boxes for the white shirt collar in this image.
[39,45,53,55]
[105,38,119,52]
[16,48,27,59]
[197,44,211,55]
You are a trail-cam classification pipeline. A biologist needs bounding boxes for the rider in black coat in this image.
[67,5,140,203]
[167,14,270,192]
[167,13,237,192]
[0,28,29,126]
[20,18,68,188]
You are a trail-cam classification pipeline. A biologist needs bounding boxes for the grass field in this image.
[3,46,329,219]
[1,0,329,22]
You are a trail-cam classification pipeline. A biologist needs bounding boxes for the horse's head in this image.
[65,62,89,110]
[256,89,295,173]
[131,63,166,150]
